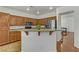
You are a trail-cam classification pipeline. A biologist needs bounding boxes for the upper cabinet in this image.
[24,17,37,25]
[24,17,48,25]
[9,15,16,26]
[37,19,48,25]
[16,16,25,26]
[9,15,56,26]
[0,12,10,45]
[0,12,10,29]
[9,15,25,26]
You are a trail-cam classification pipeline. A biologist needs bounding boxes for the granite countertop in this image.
[10,25,64,32]
[10,28,55,32]
[10,28,64,32]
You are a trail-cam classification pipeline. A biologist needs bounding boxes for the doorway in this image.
[57,11,75,52]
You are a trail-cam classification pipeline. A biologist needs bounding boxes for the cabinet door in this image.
[9,31,16,42]
[24,17,29,24]
[9,31,21,42]
[15,31,21,41]
[29,18,37,25]
[0,12,9,45]
[0,12,9,29]
[0,29,9,45]
[16,16,25,26]
[24,17,37,25]
[38,19,47,25]
[10,15,25,26]
[9,15,17,26]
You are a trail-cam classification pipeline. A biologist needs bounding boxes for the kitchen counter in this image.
[10,26,64,32]
[10,28,64,32]
[10,28,55,32]
[9,27,63,52]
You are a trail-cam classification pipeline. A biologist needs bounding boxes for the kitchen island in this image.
[10,28,60,52]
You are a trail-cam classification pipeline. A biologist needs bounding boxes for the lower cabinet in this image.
[0,29,9,45]
[9,31,21,42]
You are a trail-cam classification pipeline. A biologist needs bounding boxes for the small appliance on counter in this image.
[45,25,49,29]
[25,22,32,29]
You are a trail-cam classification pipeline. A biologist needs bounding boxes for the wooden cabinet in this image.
[9,15,17,26]
[0,12,9,29]
[0,12,10,45]
[24,17,48,25]
[0,29,9,45]
[37,19,47,25]
[16,16,25,26]
[24,17,28,25]
[24,17,37,25]
[9,31,21,42]
[10,15,48,26]
[0,13,22,45]
[10,15,25,26]
[28,18,37,25]
[25,18,48,25]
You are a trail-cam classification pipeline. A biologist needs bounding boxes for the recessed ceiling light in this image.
[26,7,30,11]
[49,6,53,10]
[37,10,40,14]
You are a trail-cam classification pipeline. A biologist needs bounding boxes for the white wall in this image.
[22,31,56,52]
[38,11,56,18]
[73,7,79,48]
[61,13,74,32]
[57,6,75,14]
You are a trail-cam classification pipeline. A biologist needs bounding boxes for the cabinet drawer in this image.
[0,30,9,45]
[9,31,21,42]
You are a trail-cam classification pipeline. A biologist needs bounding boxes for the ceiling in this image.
[4,6,59,16]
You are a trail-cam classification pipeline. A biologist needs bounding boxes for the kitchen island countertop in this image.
[10,28,64,32]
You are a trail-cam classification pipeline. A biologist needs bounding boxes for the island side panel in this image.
[21,31,56,52]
